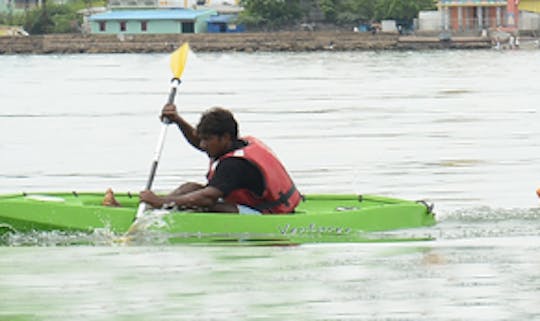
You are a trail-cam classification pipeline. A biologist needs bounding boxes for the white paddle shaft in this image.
[135,78,181,219]
[136,122,169,218]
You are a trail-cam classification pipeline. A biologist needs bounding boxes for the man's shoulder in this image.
[216,156,262,180]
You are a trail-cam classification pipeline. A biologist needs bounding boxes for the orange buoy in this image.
[537,188,540,198]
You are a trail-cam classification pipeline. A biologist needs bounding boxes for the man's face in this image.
[199,133,231,158]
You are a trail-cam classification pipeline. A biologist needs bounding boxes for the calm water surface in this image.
[0,50,539,320]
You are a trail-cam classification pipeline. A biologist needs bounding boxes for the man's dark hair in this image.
[196,107,238,138]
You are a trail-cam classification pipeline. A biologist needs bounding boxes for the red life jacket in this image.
[207,136,302,214]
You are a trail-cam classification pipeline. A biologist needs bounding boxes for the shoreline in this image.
[0,31,493,54]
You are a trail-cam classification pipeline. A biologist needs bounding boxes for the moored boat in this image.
[0,192,436,244]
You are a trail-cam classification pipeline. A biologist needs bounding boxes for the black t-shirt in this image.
[207,143,265,198]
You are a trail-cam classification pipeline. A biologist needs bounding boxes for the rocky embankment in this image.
[0,31,492,54]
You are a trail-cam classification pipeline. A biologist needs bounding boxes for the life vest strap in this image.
[254,185,299,212]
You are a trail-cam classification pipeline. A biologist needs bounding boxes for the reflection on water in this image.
[0,238,539,321]
[1,51,540,320]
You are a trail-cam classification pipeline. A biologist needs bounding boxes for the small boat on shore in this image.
[0,192,436,244]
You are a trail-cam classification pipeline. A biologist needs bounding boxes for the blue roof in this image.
[89,9,215,21]
[207,14,237,24]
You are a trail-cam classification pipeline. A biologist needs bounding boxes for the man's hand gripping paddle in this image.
[135,43,190,220]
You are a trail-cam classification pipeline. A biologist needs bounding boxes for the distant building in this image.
[418,11,442,31]
[78,7,107,35]
[0,0,241,13]
[519,1,540,31]
[86,0,244,35]
[106,0,241,13]
[88,8,216,34]
[519,0,540,13]
[207,14,244,33]
[438,0,510,31]
[434,0,540,32]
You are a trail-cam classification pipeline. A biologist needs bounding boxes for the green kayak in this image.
[0,192,436,244]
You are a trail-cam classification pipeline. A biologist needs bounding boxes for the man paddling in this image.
[104,104,302,214]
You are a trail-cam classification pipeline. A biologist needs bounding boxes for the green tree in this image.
[4,0,103,34]
[374,0,436,23]
[318,0,337,22]
[23,6,53,34]
[238,0,304,30]
[316,0,436,27]
[49,4,81,33]
[318,0,374,25]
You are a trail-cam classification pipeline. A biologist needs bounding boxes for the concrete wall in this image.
[520,11,540,30]
[381,20,397,33]
[0,32,400,54]
[0,32,491,55]
[418,11,441,31]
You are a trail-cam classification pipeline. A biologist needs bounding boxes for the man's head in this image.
[196,107,239,158]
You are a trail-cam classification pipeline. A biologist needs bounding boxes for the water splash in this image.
[1,229,120,247]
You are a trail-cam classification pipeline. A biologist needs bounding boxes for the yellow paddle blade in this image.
[170,42,190,79]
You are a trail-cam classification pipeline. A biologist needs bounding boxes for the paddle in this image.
[135,43,190,220]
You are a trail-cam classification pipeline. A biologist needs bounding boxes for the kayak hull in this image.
[0,192,436,244]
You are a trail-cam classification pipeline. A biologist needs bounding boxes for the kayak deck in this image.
[0,192,436,244]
